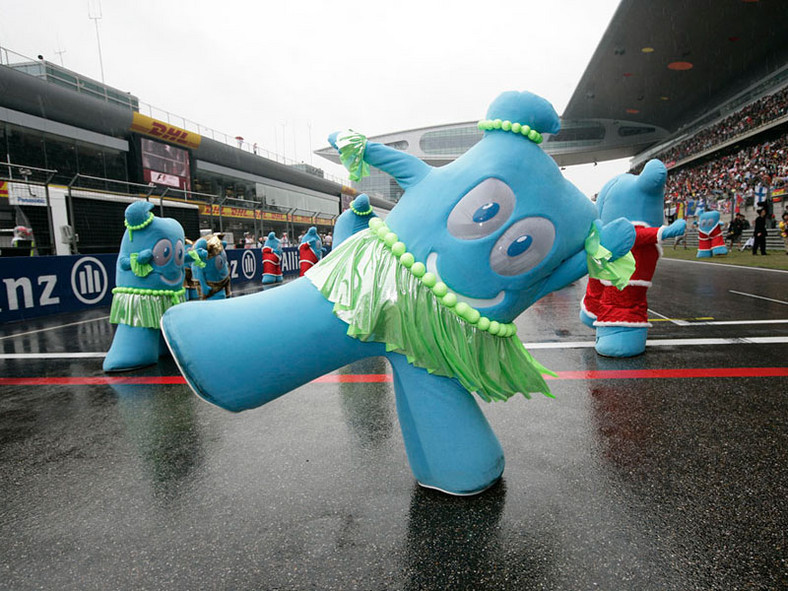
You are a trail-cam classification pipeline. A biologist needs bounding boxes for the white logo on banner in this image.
[71,257,108,304]
[241,250,256,279]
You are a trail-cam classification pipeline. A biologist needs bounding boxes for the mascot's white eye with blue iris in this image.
[174,241,185,266]
[447,178,515,239]
[214,254,224,271]
[490,217,555,276]
[153,239,174,266]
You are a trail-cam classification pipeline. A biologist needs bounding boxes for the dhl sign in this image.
[197,204,333,225]
[0,181,8,198]
[130,113,202,149]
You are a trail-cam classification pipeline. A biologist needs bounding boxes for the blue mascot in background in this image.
[298,226,323,276]
[696,210,728,258]
[261,231,283,285]
[190,233,231,300]
[161,91,637,495]
[104,201,185,372]
[580,160,686,357]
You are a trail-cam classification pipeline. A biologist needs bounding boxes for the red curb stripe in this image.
[1,368,786,387]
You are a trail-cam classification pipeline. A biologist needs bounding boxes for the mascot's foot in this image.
[161,278,378,412]
[594,326,648,358]
[389,354,505,496]
[262,275,279,285]
[712,246,728,256]
[579,308,596,329]
[103,325,161,372]
[696,251,711,258]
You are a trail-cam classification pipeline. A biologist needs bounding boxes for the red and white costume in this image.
[697,223,725,254]
[298,243,319,277]
[262,246,282,279]
[585,223,666,328]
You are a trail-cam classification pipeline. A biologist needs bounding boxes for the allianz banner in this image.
[0,248,301,324]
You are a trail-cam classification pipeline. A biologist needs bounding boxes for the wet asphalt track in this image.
[1,258,787,591]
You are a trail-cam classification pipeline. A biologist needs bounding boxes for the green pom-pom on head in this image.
[501,120,512,131]
[521,125,531,136]
[391,241,406,257]
[400,252,415,268]
[477,316,491,331]
[441,293,457,308]
[511,122,521,133]
[368,217,384,231]
[410,262,426,277]
[528,129,539,142]
[421,272,437,288]
[492,119,502,129]
[383,232,398,247]
[432,282,448,297]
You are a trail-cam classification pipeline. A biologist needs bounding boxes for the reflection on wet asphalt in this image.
[1,261,786,590]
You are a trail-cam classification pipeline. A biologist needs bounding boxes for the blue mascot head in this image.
[117,201,185,290]
[596,159,667,228]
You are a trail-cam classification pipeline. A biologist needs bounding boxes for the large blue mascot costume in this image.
[161,91,636,495]
[580,160,685,357]
[104,201,186,372]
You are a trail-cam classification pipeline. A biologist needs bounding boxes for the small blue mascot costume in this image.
[190,234,231,300]
[261,231,283,284]
[580,160,686,357]
[696,210,728,257]
[104,201,186,372]
[298,226,323,276]
[161,91,637,495]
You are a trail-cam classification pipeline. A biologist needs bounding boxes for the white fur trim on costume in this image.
[593,320,652,328]
[599,279,652,287]
[580,297,597,319]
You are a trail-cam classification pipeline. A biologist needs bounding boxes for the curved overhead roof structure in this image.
[562,0,788,134]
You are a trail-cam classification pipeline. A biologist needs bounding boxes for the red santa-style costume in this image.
[697,222,725,254]
[262,246,282,279]
[591,223,665,327]
[298,242,319,277]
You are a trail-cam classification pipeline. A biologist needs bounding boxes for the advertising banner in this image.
[0,248,301,324]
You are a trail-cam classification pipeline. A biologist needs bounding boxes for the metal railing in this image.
[0,44,351,186]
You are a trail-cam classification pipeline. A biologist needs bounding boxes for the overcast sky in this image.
[0,0,631,196]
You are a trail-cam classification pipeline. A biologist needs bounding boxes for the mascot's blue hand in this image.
[662,218,686,239]
[598,218,636,260]
[197,247,209,262]
[137,249,153,264]
[119,256,132,271]
[327,131,340,149]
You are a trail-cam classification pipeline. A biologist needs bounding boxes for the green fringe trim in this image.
[305,230,555,402]
[188,249,207,268]
[335,130,371,182]
[130,253,153,277]
[109,287,186,328]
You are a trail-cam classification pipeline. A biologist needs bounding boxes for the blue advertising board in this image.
[0,247,301,324]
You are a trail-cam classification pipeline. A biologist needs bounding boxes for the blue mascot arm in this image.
[534,218,635,300]
[137,249,153,264]
[119,256,132,271]
[362,142,432,190]
[661,219,686,240]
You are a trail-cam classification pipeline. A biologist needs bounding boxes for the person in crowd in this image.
[725,213,746,249]
[752,208,769,255]
[779,210,788,255]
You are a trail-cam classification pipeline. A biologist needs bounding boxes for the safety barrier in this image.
[0,247,300,324]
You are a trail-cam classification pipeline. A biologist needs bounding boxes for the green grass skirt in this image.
[306,230,555,402]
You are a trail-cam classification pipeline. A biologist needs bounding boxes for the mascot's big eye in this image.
[174,240,185,266]
[490,217,555,276]
[447,178,515,240]
[152,239,174,266]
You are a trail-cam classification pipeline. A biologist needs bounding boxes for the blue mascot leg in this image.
[696,250,711,259]
[333,194,377,246]
[594,326,648,357]
[579,308,596,328]
[161,278,382,412]
[388,354,505,496]
[103,325,161,372]
[712,245,728,256]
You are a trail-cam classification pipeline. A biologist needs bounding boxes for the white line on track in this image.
[729,290,788,306]
[647,308,690,326]
[0,316,110,340]
[660,257,788,274]
[4,336,788,359]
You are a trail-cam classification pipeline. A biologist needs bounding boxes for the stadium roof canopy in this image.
[563,0,788,134]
